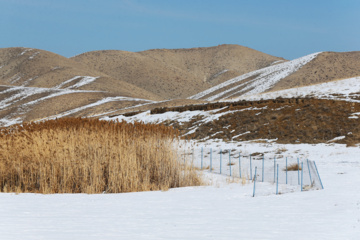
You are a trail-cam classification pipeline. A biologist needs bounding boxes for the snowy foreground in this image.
[1,140,359,239]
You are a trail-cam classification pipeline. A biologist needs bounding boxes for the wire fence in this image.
[182,147,324,196]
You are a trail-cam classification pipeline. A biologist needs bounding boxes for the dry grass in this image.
[284,163,302,171]
[203,166,214,171]
[0,118,202,194]
[161,98,360,145]
[241,175,247,185]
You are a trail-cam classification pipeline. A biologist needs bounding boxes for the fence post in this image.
[307,159,312,184]
[220,149,222,174]
[274,156,276,183]
[250,154,252,180]
[201,147,203,170]
[239,154,241,178]
[286,157,288,184]
[229,150,232,176]
[301,162,303,191]
[262,155,264,182]
[297,158,300,185]
[276,164,279,195]
[313,161,324,189]
[210,148,212,172]
[253,167,257,197]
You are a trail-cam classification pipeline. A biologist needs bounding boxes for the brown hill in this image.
[0,47,163,126]
[72,44,284,99]
[187,51,360,101]
[270,51,360,91]
[0,47,161,100]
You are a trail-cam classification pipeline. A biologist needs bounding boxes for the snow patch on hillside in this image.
[271,59,285,65]
[212,69,228,79]
[19,48,33,56]
[189,52,321,101]
[233,76,360,102]
[29,52,40,59]
[0,86,49,110]
[0,85,99,111]
[42,97,155,121]
[105,106,267,135]
[9,74,22,84]
[0,116,22,127]
[55,76,99,89]
[21,76,38,87]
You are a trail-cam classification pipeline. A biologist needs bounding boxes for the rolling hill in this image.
[71,44,284,99]
[0,45,359,143]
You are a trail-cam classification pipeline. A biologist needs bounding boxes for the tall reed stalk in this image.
[0,118,202,193]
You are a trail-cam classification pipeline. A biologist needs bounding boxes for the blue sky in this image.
[1,0,359,60]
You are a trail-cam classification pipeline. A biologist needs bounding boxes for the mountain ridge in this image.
[0,45,359,128]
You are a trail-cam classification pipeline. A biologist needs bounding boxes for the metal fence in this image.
[182,147,324,196]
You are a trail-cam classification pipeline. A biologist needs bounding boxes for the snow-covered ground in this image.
[1,140,359,239]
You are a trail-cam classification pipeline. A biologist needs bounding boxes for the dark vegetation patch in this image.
[147,98,360,145]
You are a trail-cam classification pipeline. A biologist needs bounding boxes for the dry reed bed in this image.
[0,118,201,194]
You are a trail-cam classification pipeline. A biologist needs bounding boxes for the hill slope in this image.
[0,47,161,100]
[189,51,360,101]
[72,44,284,99]
[0,47,163,126]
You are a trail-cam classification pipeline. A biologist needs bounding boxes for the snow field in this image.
[182,140,322,195]
[0,140,359,239]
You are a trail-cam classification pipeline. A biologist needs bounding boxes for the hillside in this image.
[0,47,164,126]
[1,46,359,140]
[270,51,360,91]
[72,44,284,99]
[106,74,360,145]
[188,51,360,101]
[0,47,161,100]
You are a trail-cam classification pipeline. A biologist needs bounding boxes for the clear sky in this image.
[1,0,359,60]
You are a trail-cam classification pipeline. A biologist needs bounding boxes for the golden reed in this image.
[0,118,201,193]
